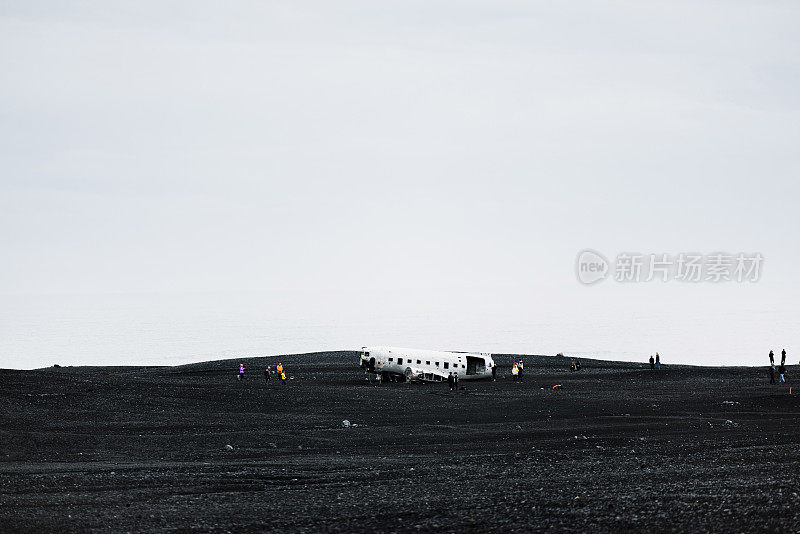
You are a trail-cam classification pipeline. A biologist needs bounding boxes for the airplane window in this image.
[365,352,370,357]
[388,357,393,362]
[444,362,449,369]
[462,364,465,368]
[426,361,430,365]
[416,360,421,364]
[398,358,403,365]
[435,362,439,366]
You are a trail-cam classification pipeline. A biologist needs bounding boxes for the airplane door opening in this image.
[466,356,486,375]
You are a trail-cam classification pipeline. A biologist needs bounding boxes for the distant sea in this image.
[1,289,796,369]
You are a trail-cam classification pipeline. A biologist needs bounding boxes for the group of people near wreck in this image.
[447,371,459,391]
[448,359,527,389]
[649,352,661,371]
[511,359,524,380]
[236,362,288,384]
[448,357,589,386]
[768,349,789,384]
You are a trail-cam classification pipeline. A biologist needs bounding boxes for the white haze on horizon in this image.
[1,2,799,369]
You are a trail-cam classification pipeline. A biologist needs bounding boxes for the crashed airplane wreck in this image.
[360,346,496,382]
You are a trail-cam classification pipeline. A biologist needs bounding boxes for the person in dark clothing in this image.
[264,367,271,381]
[769,364,776,384]
[447,372,455,391]
[649,355,655,370]
[781,349,786,366]
[492,364,497,381]
[778,364,787,383]
[769,350,775,365]
[454,373,459,390]
[655,352,661,371]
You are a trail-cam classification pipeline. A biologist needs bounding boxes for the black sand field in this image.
[1,352,799,533]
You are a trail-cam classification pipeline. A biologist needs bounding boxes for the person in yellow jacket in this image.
[280,371,287,384]
[276,363,283,375]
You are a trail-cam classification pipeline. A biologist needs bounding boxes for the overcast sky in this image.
[2,1,799,301]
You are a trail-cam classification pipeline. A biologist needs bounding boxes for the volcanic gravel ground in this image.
[1,352,799,532]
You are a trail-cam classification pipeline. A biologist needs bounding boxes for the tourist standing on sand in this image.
[778,364,786,383]
[781,349,786,366]
[769,364,776,384]
[454,372,459,390]
[518,360,524,379]
[769,350,775,365]
[447,372,454,391]
[238,363,244,381]
[649,355,654,370]
[264,367,271,381]
[655,353,661,371]
[280,371,287,384]
[512,363,519,380]
[492,363,497,381]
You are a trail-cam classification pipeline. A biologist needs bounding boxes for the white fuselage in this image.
[360,346,495,381]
